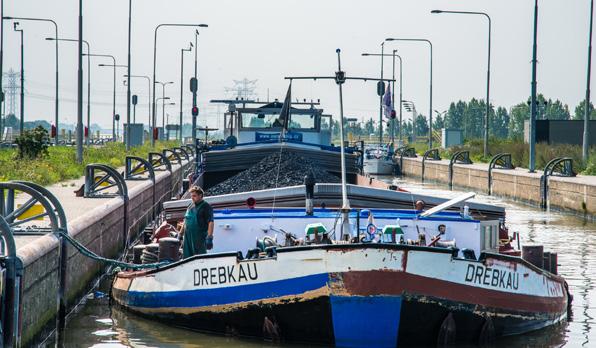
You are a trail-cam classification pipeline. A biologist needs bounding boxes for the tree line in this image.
[335,95,596,141]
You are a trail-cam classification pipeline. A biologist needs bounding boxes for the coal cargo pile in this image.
[207,151,340,196]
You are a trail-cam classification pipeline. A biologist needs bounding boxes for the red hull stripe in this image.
[341,271,567,314]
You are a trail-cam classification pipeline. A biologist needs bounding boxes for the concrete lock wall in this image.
[16,158,191,346]
[401,157,595,218]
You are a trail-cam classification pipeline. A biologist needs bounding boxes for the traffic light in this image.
[51,125,57,138]
[190,77,198,93]
[192,106,199,117]
[84,126,89,137]
[153,127,159,140]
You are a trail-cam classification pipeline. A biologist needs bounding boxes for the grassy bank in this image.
[409,139,596,175]
[0,141,180,186]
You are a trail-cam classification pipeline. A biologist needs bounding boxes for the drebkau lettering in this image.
[464,264,519,290]
[194,263,258,286]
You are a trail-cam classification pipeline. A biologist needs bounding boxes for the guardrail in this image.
[421,148,441,183]
[448,151,472,190]
[540,157,575,210]
[488,153,514,195]
[0,181,68,343]
[149,152,172,172]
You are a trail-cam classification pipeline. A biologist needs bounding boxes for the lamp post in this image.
[155,80,173,130]
[193,29,200,154]
[97,59,123,142]
[583,0,594,162]
[126,0,132,151]
[163,102,175,140]
[88,54,117,141]
[4,16,59,145]
[74,0,83,162]
[179,43,192,143]
[0,1,4,140]
[386,38,433,148]
[156,96,171,140]
[402,100,417,140]
[13,22,23,137]
[152,23,207,146]
[362,51,403,144]
[431,9,491,157]
[529,0,539,172]
[125,74,151,132]
[48,37,91,145]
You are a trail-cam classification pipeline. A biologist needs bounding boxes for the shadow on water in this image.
[58,176,596,347]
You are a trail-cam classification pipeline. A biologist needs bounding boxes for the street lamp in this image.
[386,37,433,148]
[87,54,117,141]
[13,22,23,137]
[152,23,207,146]
[155,80,173,130]
[124,74,151,132]
[4,16,59,145]
[47,37,92,146]
[529,0,539,172]
[362,51,403,144]
[179,43,192,143]
[193,29,200,153]
[432,9,492,157]
[156,96,171,140]
[583,0,594,162]
[97,59,122,142]
[402,100,417,140]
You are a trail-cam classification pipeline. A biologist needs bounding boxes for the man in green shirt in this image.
[180,186,214,258]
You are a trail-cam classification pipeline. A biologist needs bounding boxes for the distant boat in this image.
[363,145,394,175]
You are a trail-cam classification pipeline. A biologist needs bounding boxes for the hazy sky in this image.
[1,0,594,130]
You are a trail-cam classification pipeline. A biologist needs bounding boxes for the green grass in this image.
[0,141,180,186]
[411,138,596,175]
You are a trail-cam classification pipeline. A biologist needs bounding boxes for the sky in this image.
[1,0,594,131]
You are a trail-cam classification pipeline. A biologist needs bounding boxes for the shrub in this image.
[14,126,49,159]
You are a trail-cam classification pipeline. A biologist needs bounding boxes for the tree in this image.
[491,107,509,139]
[573,99,596,120]
[415,114,429,136]
[433,113,444,130]
[445,101,465,130]
[509,102,529,140]
[542,98,570,120]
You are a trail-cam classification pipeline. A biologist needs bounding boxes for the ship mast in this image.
[285,49,394,240]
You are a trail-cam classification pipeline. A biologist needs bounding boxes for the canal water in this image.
[57,177,595,347]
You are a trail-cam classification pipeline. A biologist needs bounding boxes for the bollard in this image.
[522,245,544,269]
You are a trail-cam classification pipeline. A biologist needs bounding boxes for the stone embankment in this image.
[399,156,595,219]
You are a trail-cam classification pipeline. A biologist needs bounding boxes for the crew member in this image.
[180,186,214,258]
[415,200,426,211]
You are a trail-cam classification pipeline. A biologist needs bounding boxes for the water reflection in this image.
[60,177,596,347]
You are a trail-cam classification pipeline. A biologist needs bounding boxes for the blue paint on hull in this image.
[330,295,402,348]
[125,273,329,308]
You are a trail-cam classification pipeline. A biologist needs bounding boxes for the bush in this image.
[14,126,49,159]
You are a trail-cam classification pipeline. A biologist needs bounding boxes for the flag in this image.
[382,84,394,119]
[278,82,292,132]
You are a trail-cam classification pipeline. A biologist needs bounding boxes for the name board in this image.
[194,263,258,286]
[464,264,519,290]
[255,132,303,142]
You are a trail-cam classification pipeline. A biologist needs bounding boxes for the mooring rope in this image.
[55,231,170,270]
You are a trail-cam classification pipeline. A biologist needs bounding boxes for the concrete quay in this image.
[11,154,194,346]
[399,156,596,219]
